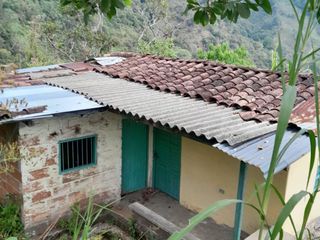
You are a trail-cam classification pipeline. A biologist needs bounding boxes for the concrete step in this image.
[129,202,201,240]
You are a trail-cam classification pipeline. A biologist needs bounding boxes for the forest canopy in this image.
[0,0,319,68]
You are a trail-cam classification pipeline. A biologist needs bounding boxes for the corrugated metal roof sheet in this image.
[0,85,103,121]
[46,72,276,146]
[93,56,125,66]
[29,69,75,80]
[215,130,310,177]
[60,62,95,72]
[16,64,62,74]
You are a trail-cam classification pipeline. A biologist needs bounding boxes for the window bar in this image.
[90,137,93,164]
[66,142,69,170]
[61,143,64,172]
[71,141,74,169]
[86,138,89,165]
[92,137,97,163]
[81,138,84,167]
[76,139,79,167]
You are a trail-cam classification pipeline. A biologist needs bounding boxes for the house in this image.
[0,53,319,239]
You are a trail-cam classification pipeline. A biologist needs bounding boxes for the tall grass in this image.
[169,0,320,239]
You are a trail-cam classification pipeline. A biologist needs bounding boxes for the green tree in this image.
[60,0,276,26]
[197,43,255,67]
[138,38,177,58]
[59,1,320,240]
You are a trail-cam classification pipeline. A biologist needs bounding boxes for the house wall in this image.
[283,152,320,235]
[243,164,287,234]
[18,111,122,235]
[180,137,287,234]
[0,123,22,199]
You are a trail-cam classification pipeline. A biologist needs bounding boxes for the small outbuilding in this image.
[0,54,319,238]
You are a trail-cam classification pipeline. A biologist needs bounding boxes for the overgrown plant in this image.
[58,196,120,240]
[0,195,24,239]
[0,141,20,174]
[138,38,177,58]
[169,0,320,240]
[197,43,255,67]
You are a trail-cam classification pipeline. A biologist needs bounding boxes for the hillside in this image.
[0,0,318,68]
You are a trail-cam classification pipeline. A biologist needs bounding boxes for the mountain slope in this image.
[0,0,318,68]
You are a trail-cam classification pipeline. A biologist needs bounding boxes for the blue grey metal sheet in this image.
[16,64,62,74]
[94,57,124,66]
[0,85,103,121]
[215,130,310,177]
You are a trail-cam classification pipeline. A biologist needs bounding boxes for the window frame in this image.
[315,164,320,191]
[58,134,97,175]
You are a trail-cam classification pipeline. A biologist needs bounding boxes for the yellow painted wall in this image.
[180,137,239,227]
[180,137,287,234]
[283,152,320,234]
[243,165,287,233]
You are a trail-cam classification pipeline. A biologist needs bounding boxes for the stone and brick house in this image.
[0,54,320,238]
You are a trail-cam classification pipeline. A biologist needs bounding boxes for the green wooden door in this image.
[153,128,181,200]
[122,119,148,193]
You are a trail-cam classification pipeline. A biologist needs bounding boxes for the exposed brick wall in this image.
[0,162,22,199]
[18,112,122,235]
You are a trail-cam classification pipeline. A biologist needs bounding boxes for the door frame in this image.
[152,127,181,200]
[121,118,149,194]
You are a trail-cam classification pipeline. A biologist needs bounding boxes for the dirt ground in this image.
[113,190,248,240]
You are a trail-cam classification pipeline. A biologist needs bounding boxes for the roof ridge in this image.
[109,52,313,79]
[99,53,316,128]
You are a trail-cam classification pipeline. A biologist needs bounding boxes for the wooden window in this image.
[59,135,97,174]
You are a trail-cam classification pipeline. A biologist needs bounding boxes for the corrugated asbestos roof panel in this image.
[0,85,102,121]
[99,54,316,124]
[215,130,310,177]
[46,72,276,146]
[16,64,62,74]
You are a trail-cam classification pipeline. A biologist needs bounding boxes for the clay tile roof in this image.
[98,54,317,127]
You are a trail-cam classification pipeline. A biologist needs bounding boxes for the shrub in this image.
[0,195,24,239]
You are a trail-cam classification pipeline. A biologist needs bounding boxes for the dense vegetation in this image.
[0,0,319,69]
[0,196,24,239]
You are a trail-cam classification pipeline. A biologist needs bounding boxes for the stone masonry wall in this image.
[18,111,122,235]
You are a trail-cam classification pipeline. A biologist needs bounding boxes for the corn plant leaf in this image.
[270,184,298,238]
[289,0,299,22]
[306,130,316,190]
[266,85,297,182]
[298,194,315,239]
[277,33,286,92]
[269,191,309,239]
[168,199,241,240]
[301,47,320,61]
[261,85,297,233]
[277,128,306,166]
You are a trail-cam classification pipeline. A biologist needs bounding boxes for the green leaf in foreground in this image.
[238,3,251,18]
[168,199,241,240]
[269,191,309,239]
[306,130,316,190]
